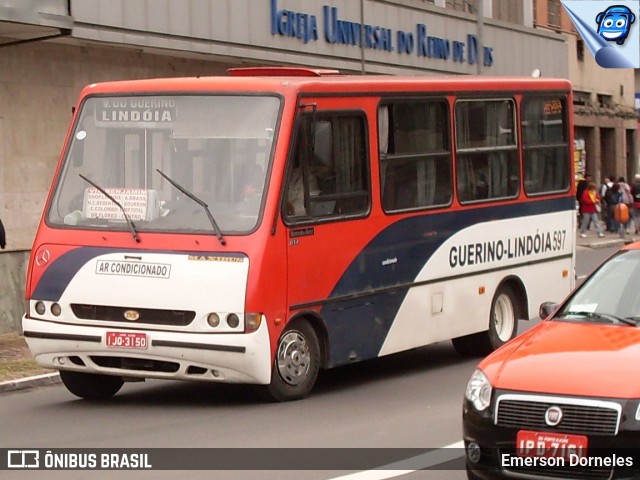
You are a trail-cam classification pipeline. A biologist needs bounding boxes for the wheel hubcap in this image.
[276,331,310,386]
[494,293,515,342]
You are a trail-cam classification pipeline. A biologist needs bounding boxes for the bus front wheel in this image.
[452,284,520,357]
[262,320,320,402]
[60,370,124,400]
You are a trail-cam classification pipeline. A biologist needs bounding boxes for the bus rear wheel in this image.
[262,320,320,402]
[60,371,124,400]
[452,284,520,357]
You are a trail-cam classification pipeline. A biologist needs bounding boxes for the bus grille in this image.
[496,397,620,436]
[71,304,195,326]
[91,356,179,373]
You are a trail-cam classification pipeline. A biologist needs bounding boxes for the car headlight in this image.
[465,369,493,412]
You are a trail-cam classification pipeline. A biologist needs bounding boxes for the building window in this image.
[576,39,584,62]
[547,0,561,28]
[597,94,613,109]
[573,91,591,106]
[446,0,476,14]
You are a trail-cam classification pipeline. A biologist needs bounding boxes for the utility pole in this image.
[476,0,484,74]
[360,0,366,74]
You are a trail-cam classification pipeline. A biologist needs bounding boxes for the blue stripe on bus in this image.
[33,247,118,301]
[321,196,575,367]
[32,247,245,301]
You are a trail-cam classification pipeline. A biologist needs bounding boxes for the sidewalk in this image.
[576,228,637,249]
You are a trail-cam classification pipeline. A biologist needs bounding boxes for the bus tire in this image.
[452,284,520,357]
[60,370,124,400]
[262,320,320,402]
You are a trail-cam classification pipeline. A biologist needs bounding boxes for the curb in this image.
[0,372,61,394]
[578,235,637,250]
[584,239,629,249]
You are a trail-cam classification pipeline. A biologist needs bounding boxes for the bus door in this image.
[283,106,393,367]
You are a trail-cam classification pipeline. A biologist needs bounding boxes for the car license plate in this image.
[517,430,587,459]
[106,331,148,349]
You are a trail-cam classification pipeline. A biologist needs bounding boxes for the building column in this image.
[522,0,534,27]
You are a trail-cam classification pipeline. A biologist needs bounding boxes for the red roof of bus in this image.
[79,70,572,97]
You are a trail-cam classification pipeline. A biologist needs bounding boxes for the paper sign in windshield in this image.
[84,188,160,221]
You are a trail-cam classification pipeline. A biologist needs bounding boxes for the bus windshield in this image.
[48,94,280,234]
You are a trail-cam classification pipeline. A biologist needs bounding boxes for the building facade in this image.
[533,0,638,184]
[0,0,583,332]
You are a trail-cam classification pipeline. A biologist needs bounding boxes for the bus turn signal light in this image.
[245,313,262,333]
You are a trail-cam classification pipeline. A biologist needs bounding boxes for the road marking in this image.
[326,441,465,480]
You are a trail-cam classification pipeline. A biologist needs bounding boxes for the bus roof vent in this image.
[227,67,341,77]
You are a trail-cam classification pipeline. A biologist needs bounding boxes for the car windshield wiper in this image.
[559,311,639,327]
[79,174,140,243]
[156,169,226,246]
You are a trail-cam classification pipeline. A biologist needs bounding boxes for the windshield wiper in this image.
[79,174,140,243]
[560,311,639,327]
[156,169,226,246]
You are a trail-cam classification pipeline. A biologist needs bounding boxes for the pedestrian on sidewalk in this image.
[631,173,640,234]
[600,176,614,231]
[618,177,633,232]
[579,182,605,238]
[605,182,621,234]
[576,173,591,227]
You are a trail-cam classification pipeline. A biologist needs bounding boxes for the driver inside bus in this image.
[286,157,318,216]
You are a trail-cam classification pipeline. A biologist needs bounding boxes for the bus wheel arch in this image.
[261,314,326,402]
[452,277,526,357]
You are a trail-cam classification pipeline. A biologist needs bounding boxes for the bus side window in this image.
[455,99,518,203]
[380,100,452,212]
[285,113,369,221]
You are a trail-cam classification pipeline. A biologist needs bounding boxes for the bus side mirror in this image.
[539,302,558,320]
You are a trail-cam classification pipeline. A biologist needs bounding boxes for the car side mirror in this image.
[539,302,558,320]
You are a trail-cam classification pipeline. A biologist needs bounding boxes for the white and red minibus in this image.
[23,68,576,401]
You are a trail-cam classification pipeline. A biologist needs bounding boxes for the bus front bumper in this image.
[21,316,273,385]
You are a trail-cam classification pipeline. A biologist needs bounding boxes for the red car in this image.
[463,242,640,479]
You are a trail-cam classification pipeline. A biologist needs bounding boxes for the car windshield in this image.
[47,94,280,234]
[555,249,640,326]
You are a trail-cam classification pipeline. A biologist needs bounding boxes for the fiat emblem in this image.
[545,406,563,426]
[123,310,140,321]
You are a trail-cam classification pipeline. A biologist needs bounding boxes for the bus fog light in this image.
[245,313,262,332]
[207,313,220,328]
[226,313,240,329]
[35,301,46,315]
[467,442,481,463]
[51,303,62,317]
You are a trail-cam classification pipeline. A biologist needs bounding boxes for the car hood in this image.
[480,321,640,398]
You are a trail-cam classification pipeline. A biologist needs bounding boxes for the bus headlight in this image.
[51,303,62,317]
[35,301,46,315]
[207,313,220,328]
[465,369,492,412]
[226,313,240,329]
